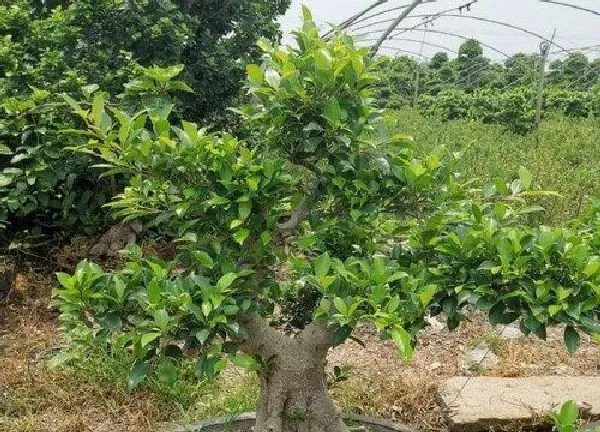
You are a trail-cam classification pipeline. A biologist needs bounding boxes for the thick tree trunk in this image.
[239,316,348,432]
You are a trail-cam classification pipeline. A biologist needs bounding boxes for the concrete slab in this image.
[439,376,600,432]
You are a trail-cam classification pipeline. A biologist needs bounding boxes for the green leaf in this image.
[154,309,169,331]
[323,99,342,123]
[193,251,214,269]
[194,356,205,379]
[489,302,519,325]
[315,253,331,278]
[113,277,125,301]
[246,64,264,84]
[92,93,105,126]
[419,285,437,307]
[316,298,331,316]
[144,64,184,81]
[333,297,347,315]
[549,304,563,316]
[332,325,352,347]
[195,329,210,345]
[564,325,581,355]
[141,332,160,348]
[387,296,400,313]
[0,143,12,155]
[370,284,387,305]
[204,355,226,380]
[233,229,250,245]
[265,69,281,90]
[302,5,313,22]
[82,84,99,97]
[583,256,600,277]
[238,201,252,220]
[230,353,258,370]
[61,93,85,115]
[201,302,212,318]
[156,358,178,385]
[56,273,75,290]
[0,174,13,187]
[147,280,161,304]
[168,80,194,93]
[206,195,230,206]
[518,166,532,190]
[99,312,122,331]
[126,362,148,391]
[559,400,579,425]
[260,231,272,245]
[3,167,22,175]
[223,304,239,316]
[217,273,238,291]
[315,48,333,70]
[182,121,198,143]
[257,38,273,52]
[391,326,413,362]
[579,316,600,334]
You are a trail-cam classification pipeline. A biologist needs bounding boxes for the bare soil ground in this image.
[1,252,599,432]
[330,317,600,432]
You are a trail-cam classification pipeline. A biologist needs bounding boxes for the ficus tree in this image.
[54,9,600,432]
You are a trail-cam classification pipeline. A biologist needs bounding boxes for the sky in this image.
[280,0,600,61]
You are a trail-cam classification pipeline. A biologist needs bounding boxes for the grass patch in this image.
[466,331,508,357]
[1,341,257,432]
[56,347,258,418]
[387,110,600,225]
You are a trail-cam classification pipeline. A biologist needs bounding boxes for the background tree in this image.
[504,53,538,87]
[0,0,290,242]
[55,12,600,432]
[371,43,600,132]
[429,51,450,70]
[1,0,290,120]
[455,39,490,92]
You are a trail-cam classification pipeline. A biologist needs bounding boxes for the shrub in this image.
[0,64,192,243]
[0,0,290,243]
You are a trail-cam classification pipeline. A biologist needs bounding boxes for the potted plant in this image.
[54,9,600,432]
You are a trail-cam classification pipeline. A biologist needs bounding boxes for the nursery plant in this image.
[54,10,600,432]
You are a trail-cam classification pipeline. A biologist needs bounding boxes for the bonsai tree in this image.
[54,9,600,432]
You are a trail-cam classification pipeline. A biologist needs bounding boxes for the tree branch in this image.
[299,319,336,351]
[237,314,289,358]
[276,195,309,237]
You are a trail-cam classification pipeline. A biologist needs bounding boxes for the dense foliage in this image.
[54,12,600,402]
[0,0,289,242]
[0,64,193,243]
[373,40,600,132]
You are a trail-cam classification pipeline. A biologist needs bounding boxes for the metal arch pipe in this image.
[371,0,426,55]
[353,27,512,59]
[538,0,600,17]
[400,14,567,50]
[349,0,439,28]
[360,37,459,54]
[377,46,432,60]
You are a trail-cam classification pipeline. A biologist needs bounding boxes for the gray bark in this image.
[239,316,348,432]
